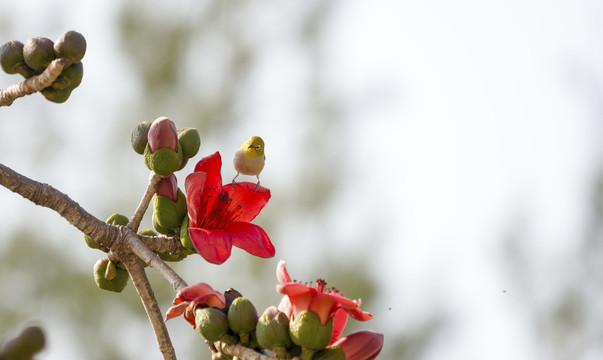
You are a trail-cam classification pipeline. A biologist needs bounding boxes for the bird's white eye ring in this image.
[255,145,261,150]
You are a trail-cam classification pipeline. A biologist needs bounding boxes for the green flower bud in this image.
[227,297,258,345]
[195,307,230,342]
[131,122,151,155]
[54,30,86,63]
[93,258,128,293]
[312,347,345,360]
[256,306,293,357]
[157,251,187,262]
[84,232,108,252]
[144,143,183,176]
[289,311,333,351]
[152,189,187,235]
[23,37,56,72]
[104,259,118,280]
[180,216,195,252]
[177,127,201,159]
[51,61,83,90]
[106,213,129,226]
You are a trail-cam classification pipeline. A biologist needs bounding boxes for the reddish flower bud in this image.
[148,117,178,153]
[331,331,384,360]
[156,174,178,201]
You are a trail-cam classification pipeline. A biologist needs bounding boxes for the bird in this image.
[232,136,265,190]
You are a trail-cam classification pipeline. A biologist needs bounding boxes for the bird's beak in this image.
[247,144,253,149]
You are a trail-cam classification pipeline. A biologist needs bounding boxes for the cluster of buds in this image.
[131,117,200,237]
[0,30,86,103]
[167,262,384,360]
[131,116,200,177]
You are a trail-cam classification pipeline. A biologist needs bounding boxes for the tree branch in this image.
[120,249,176,360]
[213,341,300,360]
[0,58,71,107]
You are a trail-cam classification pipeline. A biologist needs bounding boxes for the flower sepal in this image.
[255,306,294,358]
[195,307,230,342]
[227,297,258,345]
[289,310,333,351]
[93,257,128,293]
[312,347,346,360]
[144,142,184,177]
[152,189,187,235]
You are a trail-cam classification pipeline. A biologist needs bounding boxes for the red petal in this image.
[309,294,339,324]
[178,282,223,303]
[226,222,275,258]
[222,183,270,222]
[185,172,207,227]
[165,302,188,321]
[332,331,384,360]
[331,308,349,344]
[276,260,291,285]
[277,295,293,318]
[346,306,373,322]
[148,117,178,152]
[193,152,223,191]
[189,227,233,264]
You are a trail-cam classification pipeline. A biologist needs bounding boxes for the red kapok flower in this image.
[276,260,372,344]
[331,330,384,360]
[185,151,275,264]
[165,282,225,327]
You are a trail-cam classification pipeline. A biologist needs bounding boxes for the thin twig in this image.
[120,249,176,360]
[128,172,162,232]
[0,58,71,107]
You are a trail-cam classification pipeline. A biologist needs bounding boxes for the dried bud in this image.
[330,331,384,360]
[289,310,333,351]
[148,117,178,153]
[23,37,56,72]
[51,61,83,90]
[54,30,86,63]
[131,122,152,155]
[93,258,128,293]
[256,306,293,357]
[195,307,230,342]
[177,127,201,159]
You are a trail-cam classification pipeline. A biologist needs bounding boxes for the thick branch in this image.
[139,234,183,254]
[0,162,115,246]
[120,250,176,360]
[0,58,71,107]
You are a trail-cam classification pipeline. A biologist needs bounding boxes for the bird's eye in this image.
[255,145,261,150]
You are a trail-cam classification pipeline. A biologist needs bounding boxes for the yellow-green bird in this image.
[232,136,265,190]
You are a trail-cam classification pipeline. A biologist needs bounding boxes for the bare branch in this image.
[0,58,71,107]
[128,172,162,232]
[139,233,184,254]
[213,341,300,360]
[0,162,115,247]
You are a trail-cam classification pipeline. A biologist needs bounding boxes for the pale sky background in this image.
[2,1,603,360]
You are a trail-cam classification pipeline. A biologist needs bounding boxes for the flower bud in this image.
[179,217,195,251]
[227,297,258,344]
[289,310,333,351]
[330,331,384,360]
[41,87,73,103]
[131,122,151,155]
[148,117,178,153]
[106,213,129,226]
[50,61,83,90]
[54,30,86,63]
[313,347,346,360]
[0,325,46,359]
[93,258,128,293]
[256,306,293,357]
[23,37,56,72]
[0,40,30,76]
[152,188,187,235]
[156,174,178,202]
[177,127,201,159]
[144,143,183,176]
[195,307,230,342]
